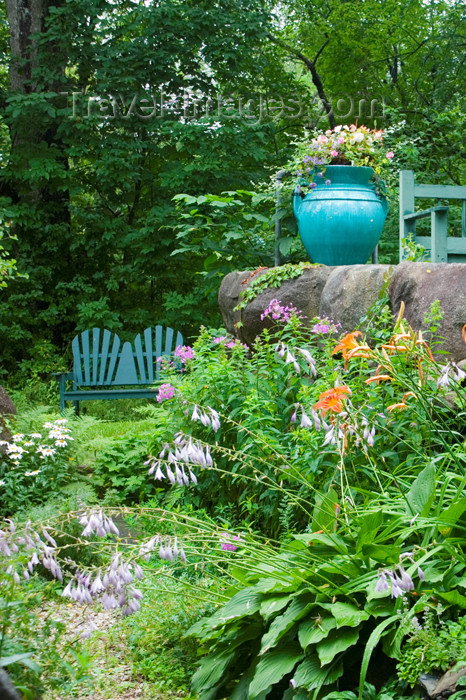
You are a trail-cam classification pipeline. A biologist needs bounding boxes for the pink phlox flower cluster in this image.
[146,433,213,486]
[174,345,195,363]
[79,508,120,538]
[261,299,304,324]
[311,317,341,335]
[191,404,221,432]
[437,361,466,389]
[220,532,243,551]
[213,336,227,344]
[276,343,317,376]
[375,553,424,599]
[62,554,144,615]
[157,383,176,402]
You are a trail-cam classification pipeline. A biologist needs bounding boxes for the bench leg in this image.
[73,401,80,416]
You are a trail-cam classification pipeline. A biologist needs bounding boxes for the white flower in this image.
[55,438,68,447]
[11,433,25,442]
[25,470,41,476]
[30,433,42,439]
[0,479,5,486]
[43,422,54,429]
[41,447,56,457]
[54,418,68,425]
[7,444,24,454]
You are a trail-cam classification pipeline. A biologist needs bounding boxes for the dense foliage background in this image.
[0,0,464,377]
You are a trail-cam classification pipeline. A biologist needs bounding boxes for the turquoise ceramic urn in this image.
[293,165,388,266]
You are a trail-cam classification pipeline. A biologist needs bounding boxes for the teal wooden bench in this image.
[399,170,466,263]
[56,325,184,412]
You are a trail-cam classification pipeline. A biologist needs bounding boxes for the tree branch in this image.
[266,33,335,129]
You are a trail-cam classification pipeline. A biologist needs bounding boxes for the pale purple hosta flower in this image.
[297,348,317,376]
[79,621,98,639]
[285,348,301,374]
[396,567,414,592]
[191,405,221,432]
[79,508,120,538]
[146,433,213,487]
[276,342,286,359]
[220,532,243,551]
[291,405,298,423]
[387,570,404,599]
[437,362,466,389]
[139,535,159,561]
[300,408,314,429]
[417,566,425,582]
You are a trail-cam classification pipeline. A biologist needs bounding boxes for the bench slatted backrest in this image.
[133,325,184,382]
[72,326,183,387]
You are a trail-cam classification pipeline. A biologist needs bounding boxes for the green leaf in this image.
[316,627,360,666]
[191,650,237,694]
[260,595,314,654]
[438,498,466,536]
[249,644,304,699]
[312,488,339,533]
[260,594,294,620]
[355,511,383,554]
[0,652,40,673]
[405,463,435,517]
[329,602,369,628]
[436,590,466,608]
[299,615,337,650]
[358,615,399,699]
[293,654,343,691]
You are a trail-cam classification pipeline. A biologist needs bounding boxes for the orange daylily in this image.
[332,331,363,358]
[387,391,416,412]
[314,385,351,416]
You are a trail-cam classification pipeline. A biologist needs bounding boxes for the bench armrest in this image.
[52,372,73,380]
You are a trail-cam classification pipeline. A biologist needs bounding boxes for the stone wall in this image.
[218,262,466,362]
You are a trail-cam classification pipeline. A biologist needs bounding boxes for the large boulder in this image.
[0,385,16,445]
[218,266,334,346]
[319,264,391,334]
[389,262,466,362]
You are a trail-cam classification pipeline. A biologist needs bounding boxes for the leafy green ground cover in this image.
[1,288,465,699]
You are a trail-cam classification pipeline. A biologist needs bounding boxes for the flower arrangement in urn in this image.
[291,124,395,265]
[293,124,394,189]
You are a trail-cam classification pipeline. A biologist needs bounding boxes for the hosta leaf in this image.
[249,643,304,699]
[260,596,314,655]
[299,615,337,649]
[260,594,293,620]
[316,627,360,666]
[329,602,369,628]
[405,463,435,517]
[355,511,383,554]
[209,587,263,626]
[191,650,237,694]
[292,654,344,690]
[293,532,348,555]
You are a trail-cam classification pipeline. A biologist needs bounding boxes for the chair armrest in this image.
[52,372,73,381]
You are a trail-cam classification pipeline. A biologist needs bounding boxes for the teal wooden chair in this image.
[399,170,466,262]
[56,325,184,412]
